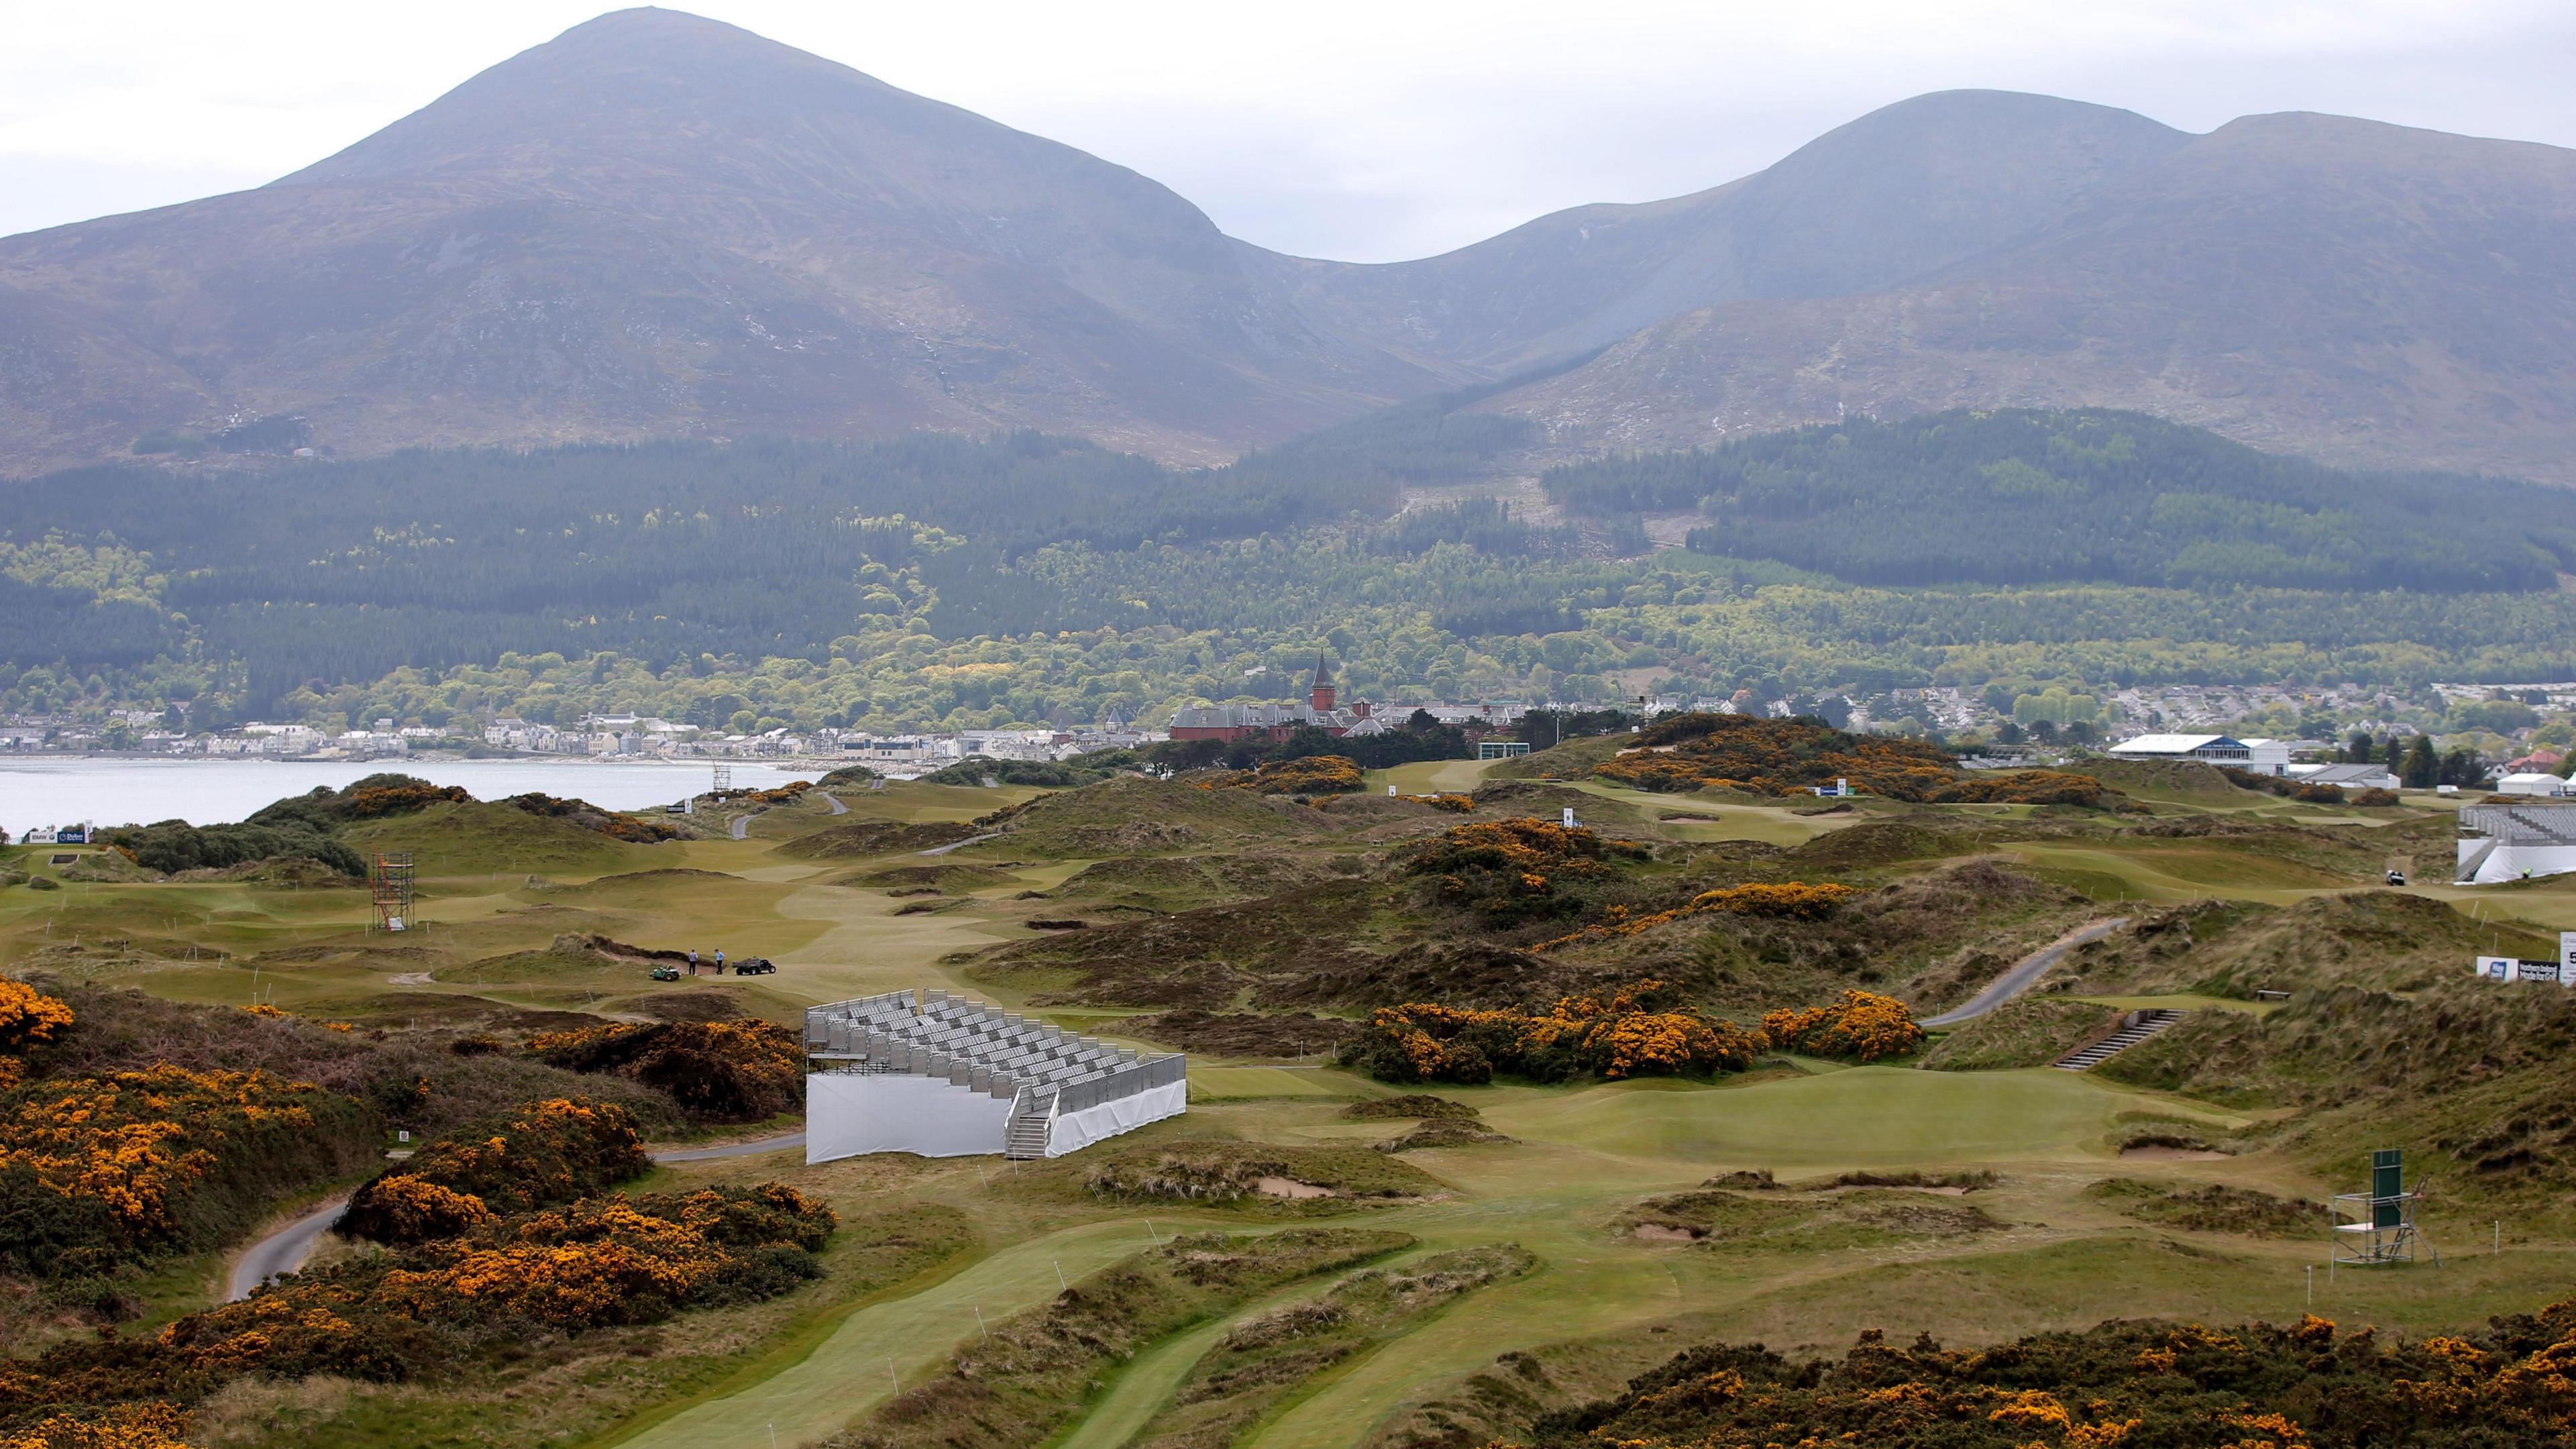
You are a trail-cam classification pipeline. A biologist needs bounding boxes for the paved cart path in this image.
[1920,917,2130,1028]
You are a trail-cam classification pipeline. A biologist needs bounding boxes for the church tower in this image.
[1309,653,1336,714]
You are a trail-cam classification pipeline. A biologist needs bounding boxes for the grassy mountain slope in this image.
[0,8,1446,474]
[1270,90,2186,372]
[1486,112,2576,482]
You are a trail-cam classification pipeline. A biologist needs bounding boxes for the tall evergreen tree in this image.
[2401,734,2440,789]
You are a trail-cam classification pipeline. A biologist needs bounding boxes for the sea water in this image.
[0,757,830,830]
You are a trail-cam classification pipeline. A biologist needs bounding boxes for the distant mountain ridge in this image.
[2,8,2573,480]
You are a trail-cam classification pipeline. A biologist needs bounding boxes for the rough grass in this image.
[1375,1120,1515,1152]
[1050,853,1340,912]
[339,801,643,876]
[779,819,980,860]
[2065,890,2548,998]
[1074,1139,1448,1211]
[1341,1095,1482,1122]
[1922,999,2120,1071]
[2082,1177,2329,1238]
[977,777,1334,860]
[1124,1244,1537,1449]
[834,1228,1413,1449]
[1618,1187,2004,1251]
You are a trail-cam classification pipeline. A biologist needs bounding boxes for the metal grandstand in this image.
[2457,800,2576,882]
[804,989,1185,1158]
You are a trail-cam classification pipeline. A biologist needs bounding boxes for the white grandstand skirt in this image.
[1046,1080,1189,1158]
[2461,841,2576,884]
[804,1073,1014,1163]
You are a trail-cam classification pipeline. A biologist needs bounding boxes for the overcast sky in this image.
[4,1,2573,261]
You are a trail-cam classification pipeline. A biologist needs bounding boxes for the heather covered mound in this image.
[339,1097,648,1244]
[1594,713,2123,807]
[1496,1303,2576,1447]
[3,1183,835,1419]
[1401,819,1653,930]
[22,983,690,1140]
[0,1060,377,1283]
[526,1019,803,1122]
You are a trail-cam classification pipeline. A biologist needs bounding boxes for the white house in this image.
[2105,733,2292,774]
[802,990,1185,1161]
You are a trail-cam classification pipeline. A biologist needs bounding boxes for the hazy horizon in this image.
[4,1,2574,261]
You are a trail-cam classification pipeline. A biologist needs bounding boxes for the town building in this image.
[1169,655,1374,743]
[2104,733,2293,774]
[2289,763,2404,791]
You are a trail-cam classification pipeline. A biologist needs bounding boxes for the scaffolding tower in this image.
[2331,1147,2438,1267]
[712,763,733,796]
[369,851,416,933]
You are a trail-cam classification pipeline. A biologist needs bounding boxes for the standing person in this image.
[688,949,698,976]
[714,949,726,975]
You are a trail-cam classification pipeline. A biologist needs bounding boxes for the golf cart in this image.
[649,964,682,981]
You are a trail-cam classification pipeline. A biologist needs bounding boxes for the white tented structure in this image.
[2457,801,2576,884]
[803,989,1186,1163]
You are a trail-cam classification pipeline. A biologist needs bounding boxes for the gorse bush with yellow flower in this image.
[0,1401,191,1449]
[0,981,76,1091]
[1401,818,1654,929]
[0,1066,376,1281]
[1492,1299,2576,1448]
[1344,982,1923,1083]
[339,1096,647,1245]
[1,1183,835,1421]
[1342,982,1764,1085]
[1591,712,2125,808]
[1765,989,1927,1061]
[527,1019,804,1122]
[1200,754,1366,796]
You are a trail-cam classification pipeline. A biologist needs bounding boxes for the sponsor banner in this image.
[2471,955,2570,983]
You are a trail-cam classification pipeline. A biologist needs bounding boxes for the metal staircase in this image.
[2051,1009,2185,1071]
[1004,1089,1057,1159]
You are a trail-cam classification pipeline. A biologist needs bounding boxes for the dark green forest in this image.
[1543,408,2576,591]
[5,402,2576,724]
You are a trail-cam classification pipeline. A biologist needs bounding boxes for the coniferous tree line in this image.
[1545,407,2576,592]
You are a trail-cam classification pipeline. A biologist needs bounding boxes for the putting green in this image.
[1191,1065,1352,1097]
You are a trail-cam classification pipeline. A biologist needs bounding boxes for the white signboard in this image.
[2477,955,2517,981]
[2561,931,2576,980]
